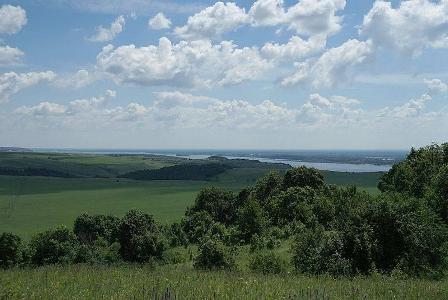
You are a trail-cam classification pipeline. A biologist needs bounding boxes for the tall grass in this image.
[1,264,447,299]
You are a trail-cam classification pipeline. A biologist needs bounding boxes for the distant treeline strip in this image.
[0,167,76,178]
[119,163,233,181]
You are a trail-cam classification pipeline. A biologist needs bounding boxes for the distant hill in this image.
[0,147,32,152]
[0,152,289,180]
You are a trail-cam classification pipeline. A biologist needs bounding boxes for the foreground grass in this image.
[1,264,446,299]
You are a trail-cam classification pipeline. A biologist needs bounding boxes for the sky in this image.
[0,0,447,150]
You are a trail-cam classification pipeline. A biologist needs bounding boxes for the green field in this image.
[0,152,382,239]
[1,264,446,299]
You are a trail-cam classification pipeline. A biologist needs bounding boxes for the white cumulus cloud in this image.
[424,78,448,93]
[89,15,125,42]
[378,94,433,119]
[0,71,56,103]
[149,13,172,30]
[174,0,346,40]
[360,0,448,56]
[174,2,250,40]
[96,37,271,87]
[281,39,374,88]
[284,0,346,37]
[54,69,96,89]
[0,45,24,66]
[261,35,326,63]
[249,0,286,26]
[0,5,27,34]
[15,102,67,116]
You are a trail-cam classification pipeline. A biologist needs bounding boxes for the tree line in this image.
[1,143,448,277]
[119,163,232,181]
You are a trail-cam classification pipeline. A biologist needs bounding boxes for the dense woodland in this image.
[1,143,448,278]
[0,167,74,178]
[119,163,233,181]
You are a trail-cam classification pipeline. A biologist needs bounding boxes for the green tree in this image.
[282,167,325,190]
[74,213,120,244]
[428,165,448,222]
[378,143,448,198]
[251,171,282,205]
[118,210,166,262]
[188,187,237,225]
[237,198,268,242]
[268,187,317,226]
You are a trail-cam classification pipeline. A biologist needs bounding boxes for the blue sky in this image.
[0,0,447,149]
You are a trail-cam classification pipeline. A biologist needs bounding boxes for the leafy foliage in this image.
[0,233,23,268]
[283,167,325,190]
[237,198,268,242]
[187,187,237,225]
[292,227,352,276]
[29,226,79,266]
[74,213,120,244]
[378,144,448,198]
[118,210,166,262]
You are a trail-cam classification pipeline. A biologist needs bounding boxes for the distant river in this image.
[149,153,392,173]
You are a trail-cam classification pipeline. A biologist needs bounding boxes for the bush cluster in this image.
[0,210,168,268]
[179,157,448,276]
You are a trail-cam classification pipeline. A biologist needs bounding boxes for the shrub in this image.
[29,226,79,266]
[369,193,448,276]
[74,213,120,244]
[194,238,235,270]
[249,251,288,274]
[0,233,23,268]
[75,238,121,264]
[292,227,351,276]
[118,210,166,262]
